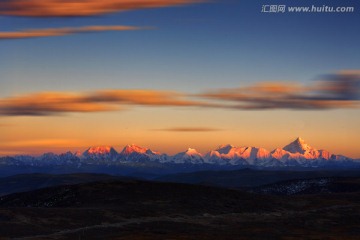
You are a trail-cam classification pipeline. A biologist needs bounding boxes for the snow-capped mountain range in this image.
[1,138,359,168]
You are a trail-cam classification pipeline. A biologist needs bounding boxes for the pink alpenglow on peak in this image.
[82,146,118,160]
[270,137,334,161]
[206,145,271,165]
[185,148,203,156]
[121,144,148,155]
[74,150,82,157]
[121,144,161,156]
[216,144,235,154]
[119,144,165,162]
[283,137,313,154]
[172,148,204,164]
[85,146,114,154]
[2,138,355,168]
[271,148,291,161]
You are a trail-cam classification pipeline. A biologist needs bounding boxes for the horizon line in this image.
[1,137,358,159]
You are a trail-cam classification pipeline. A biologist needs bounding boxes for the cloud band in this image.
[0,0,202,17]
[0,71,359,116]
[0,25,143,39]
[0,90,206,116]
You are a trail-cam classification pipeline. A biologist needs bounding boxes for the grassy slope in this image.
[0,179,359,239]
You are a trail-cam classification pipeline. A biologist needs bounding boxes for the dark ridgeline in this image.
[0,177,360,239]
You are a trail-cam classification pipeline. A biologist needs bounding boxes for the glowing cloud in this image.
[0,0,201,39]
[0,25,143,39]
[0,71,359,116]
[88,90,205,107]
[0,90,205,116]
[0,0,202,17]
[0,92,115,116]
[201,71,360,110]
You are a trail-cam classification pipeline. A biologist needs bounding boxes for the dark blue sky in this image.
[1,0,359,94]
[0,0,359,156]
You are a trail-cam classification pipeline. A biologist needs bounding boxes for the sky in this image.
[0,0,360,157]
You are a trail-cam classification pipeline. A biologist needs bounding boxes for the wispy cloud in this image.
[154,127,222,132]
[0,71,359,116]
[0,90,207,116]
[87,90,213,107]
[0,25,144,39]
[0,92,115,116]
[0,0,202,40]
[201,71,360,110]
[0,0,202,17]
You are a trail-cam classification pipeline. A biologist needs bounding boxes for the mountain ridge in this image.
[1,138,359,169]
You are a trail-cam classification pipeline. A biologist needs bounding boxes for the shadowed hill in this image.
[0,179,359,239]
[0,180,276,214]
[156,168,360,188]
[0,173,133,196]
[251,177,360,195]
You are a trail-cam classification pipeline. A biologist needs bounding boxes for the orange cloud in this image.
[247,82,305,94]
[0,90,206,116]
[89,90,204,106]
[203,82,304,102]
[201,71,360,110]
[0,71,358,116]
[0,0,202,17]
[0,25,143,39]
[0,92,115,116]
